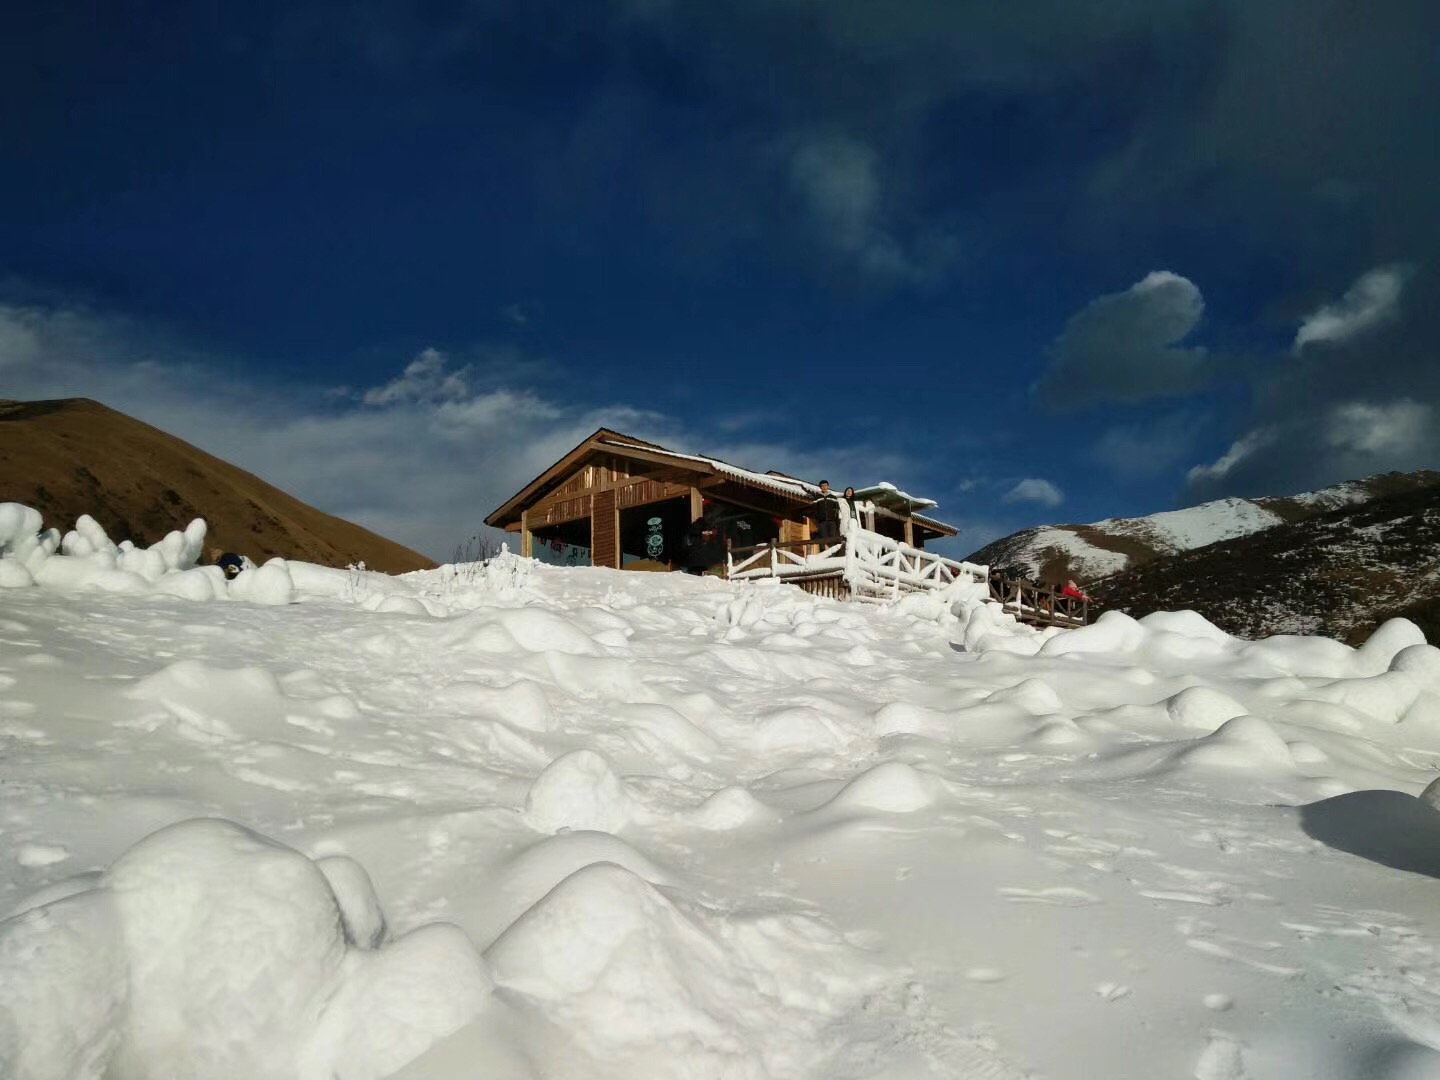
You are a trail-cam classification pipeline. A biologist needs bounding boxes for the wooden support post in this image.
[903,517,914,548]
[520,510,534,559]
[690,486,704,523]
[591,489,619,568]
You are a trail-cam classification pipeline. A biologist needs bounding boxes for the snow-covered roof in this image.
[487,426,955,532]
[850,482,939,511]
[596,439,820,501]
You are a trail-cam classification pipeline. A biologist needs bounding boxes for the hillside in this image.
[968,469,1440,584]
[1091,481,1440,644]
[0,397,435,573]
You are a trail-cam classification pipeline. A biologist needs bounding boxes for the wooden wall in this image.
[592,489,618,568]
[526,456,690,530]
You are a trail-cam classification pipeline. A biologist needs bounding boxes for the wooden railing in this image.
[725,528,987,602]
[988,574,1088,628]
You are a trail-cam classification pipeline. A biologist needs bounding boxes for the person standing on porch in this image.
[808,481,844,541]
[842,487,859,534]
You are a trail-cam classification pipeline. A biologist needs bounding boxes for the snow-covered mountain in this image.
[969,469,1440,584]
[1093,480,1440,645]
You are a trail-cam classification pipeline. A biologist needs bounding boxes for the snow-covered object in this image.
[484,861,887,1076]
[524,750,633,834]
[0,503,58,587]
[1,504,211,597]
[228,558,296,605]
[0,504,43,555]
[0,819,489,1080]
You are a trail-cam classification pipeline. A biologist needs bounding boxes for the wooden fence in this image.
[987,574,1088,628]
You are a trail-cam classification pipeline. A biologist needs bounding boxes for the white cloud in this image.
[1185,427,1277,485]
[1002,478,1064,507]
[0,299,924,561]
[1293,264,1413,352]
[361,348,469,405]
[1037,270,1210,409]
[1325,398,1431,456]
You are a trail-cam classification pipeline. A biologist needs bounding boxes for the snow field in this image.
[6,500,1440,1076]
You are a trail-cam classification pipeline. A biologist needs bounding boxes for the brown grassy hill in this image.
[0,398,436,574]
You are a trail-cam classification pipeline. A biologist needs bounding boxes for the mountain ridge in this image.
[0,397,436,573]
[1091,481,1440,645]
[968,469,1440,585]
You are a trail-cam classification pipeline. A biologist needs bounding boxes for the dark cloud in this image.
[1036,271,1211,409]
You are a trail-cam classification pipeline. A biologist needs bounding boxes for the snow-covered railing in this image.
[842,529,987,599]
[725,528,986,602]
[726,538,844,578]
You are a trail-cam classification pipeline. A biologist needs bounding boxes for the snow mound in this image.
[524,750,633,834]
[484,861,885,1076]
[128,660,286,742]
[1392,644,1440,691]
[455,607,605,657]
[0,819,490,1080]
[822,761,943,814]
[1166,686,1249,732]
[228,559,295,605]
[687,787,777,831]
[755,705,846,752]
[1359,618,1430,673]
[1181,715,1295,768]
[431,679,552,733]
[986,677,1063,715]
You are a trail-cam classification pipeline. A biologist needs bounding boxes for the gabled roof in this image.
[485,428,817,527]
[485,427,957,536]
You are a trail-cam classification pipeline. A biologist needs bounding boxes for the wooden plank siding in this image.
[529,494,592,529]
[618,479,691,510]
[592,489,619,568]
[779,518,809,544]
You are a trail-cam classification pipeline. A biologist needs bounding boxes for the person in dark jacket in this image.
[807,481,843,541]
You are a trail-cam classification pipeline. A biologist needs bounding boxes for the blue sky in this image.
[3,1,1438,560]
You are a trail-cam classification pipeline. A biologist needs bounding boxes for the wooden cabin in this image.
[484,428,959,573]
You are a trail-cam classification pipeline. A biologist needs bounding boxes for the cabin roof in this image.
[484,427,957,537]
